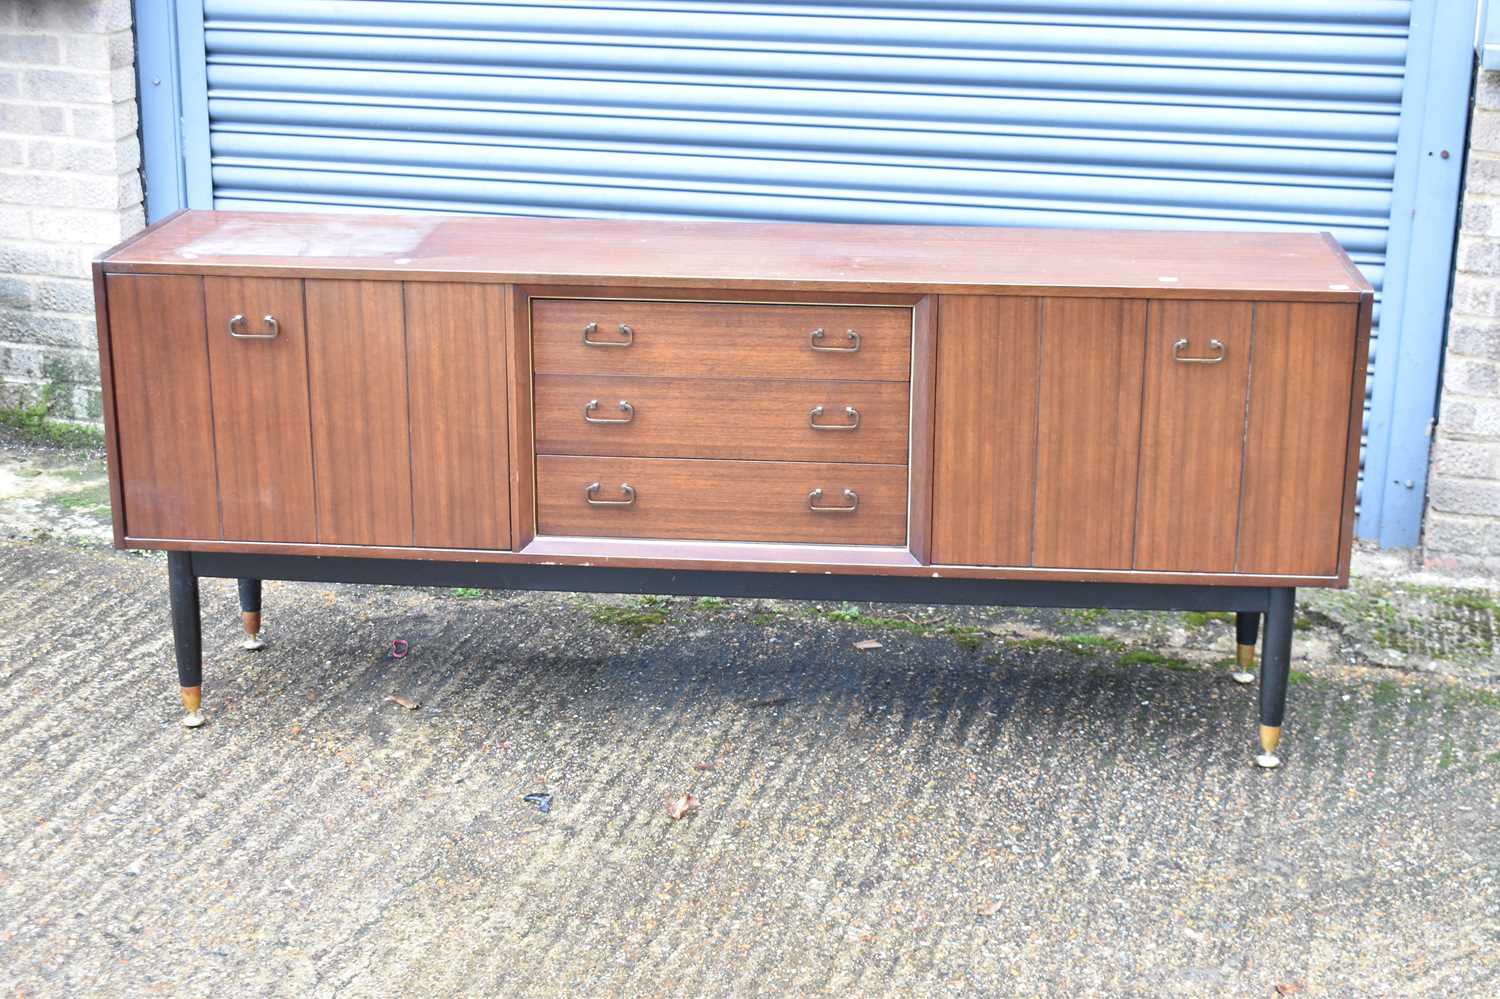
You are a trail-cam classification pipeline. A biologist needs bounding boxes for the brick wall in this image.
[0,0,142,423]
[1426,70,1500,573]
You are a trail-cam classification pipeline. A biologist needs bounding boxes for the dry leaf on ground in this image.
[853,639,882,651]
[667,793,700,821]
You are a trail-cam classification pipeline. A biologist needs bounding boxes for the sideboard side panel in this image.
[104,273,220,540]
[931,295,1040,566]
[404,282,512,551]
[1236,302,1359,575]
[305,279,414,547]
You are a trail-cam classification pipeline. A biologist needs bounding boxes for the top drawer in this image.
[531,298,912,381]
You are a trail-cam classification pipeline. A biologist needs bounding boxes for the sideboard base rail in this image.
[166,552,1296,768]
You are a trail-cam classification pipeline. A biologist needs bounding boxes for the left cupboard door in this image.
[202,277,317,542]
[105,274,221,540]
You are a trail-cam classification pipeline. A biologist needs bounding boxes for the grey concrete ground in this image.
[1,436,1498,997]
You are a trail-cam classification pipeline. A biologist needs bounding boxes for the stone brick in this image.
[1468,158,1500,198]
[27,137,114,173]
[24,67,111,103]
[0,307,89,348]
[0,135,23,166]
[60,33,108,70]
[34,277,93,313]
[0,208,28,239]
[0,69,17,98]
[1424,512,1500,561]
[1447,359,1500,397]
[0,241,78,276]
[1456,233,1500,274]
[1430,438,1500,479]
[0,342,44,380]
[1469,107,1500,154]
[1448,321,1500,361]
[0,32,59,65]
[0,275,34,307]
[1440,397,1500,438]
[1450,276,1500,318]
[1427,477,1500,516]
[18,0,130,34]
[0,102,65,135]
[27,208,127,245]
[1477,70,1500,113]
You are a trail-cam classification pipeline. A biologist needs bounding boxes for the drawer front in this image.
[536,455,907,545]
[532,299,911,381]
[534,374,910,464]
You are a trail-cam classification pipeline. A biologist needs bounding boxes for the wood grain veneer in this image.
[202,276,316,542]
[535,455,907,546]
[533,374,910,464]
[1134,301,1254,573]
[104,274,220,540]
[1237,303,1359,575]
[531,299,912,382]
[305,280,413,546]
[103,211,1372,301]
[404,282,512,551]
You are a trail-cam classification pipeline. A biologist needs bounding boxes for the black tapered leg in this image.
[1232,610,1260,684]
[168,551,205,727]
[1256,588,1295,768]
[237,578,265,651]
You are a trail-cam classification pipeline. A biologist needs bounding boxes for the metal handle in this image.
[583,321,633,347]
[809,328,860,352]
[585,482,636,506]
[584,399,635,424]
[1172,337,1225,364]
[228,314,280,339]
[808,488,858,513]
[809,405,860,431]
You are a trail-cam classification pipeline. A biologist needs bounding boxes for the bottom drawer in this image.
[535,455,908,546]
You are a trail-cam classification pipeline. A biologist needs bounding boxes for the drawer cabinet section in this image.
[532,299,912,381]
[535,456,907,545]
[533,375,910,464]
[932,295,1360,578]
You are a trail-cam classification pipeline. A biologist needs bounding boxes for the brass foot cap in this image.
[1254,752,1281,769]
[1259,724,1282,754]
[1236,643,1256,670]
[1230,671,1255,685]
[241,636,266,652]
[181,710,205,729]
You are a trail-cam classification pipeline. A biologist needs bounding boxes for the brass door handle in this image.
[808,488,858,513]
[585,482,636,506]
[809,405,859,431]
[583,322,633,347]
[1172,337,1225,364]
[584,400,635,424]
[228,314,279,339]
[809,328,860,352]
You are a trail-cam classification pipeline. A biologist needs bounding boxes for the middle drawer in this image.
[534,375,910,464]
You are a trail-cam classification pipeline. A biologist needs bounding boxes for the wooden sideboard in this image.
[94,211,1372,768]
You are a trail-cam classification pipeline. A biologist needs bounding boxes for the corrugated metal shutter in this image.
[201,0,1412,506]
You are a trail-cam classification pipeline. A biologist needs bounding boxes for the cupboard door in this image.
[203,277,315,542]
[305,280,413,546]
[1134,301,1253,572]
[404,283,511,550]
[1237,303,1359,575]
[1032,298,1148,568]
[931,296,1039,565]
[105,275,220,540]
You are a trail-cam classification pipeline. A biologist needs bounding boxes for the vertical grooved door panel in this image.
[1238,303,1358,575]
[1134,301,1253,572]
[105,274,220,540]
[1033,298,1148,569]
[305,280,413,546]
[405,283,511,550]
[202,276,316,542]
[931,296,1039,566]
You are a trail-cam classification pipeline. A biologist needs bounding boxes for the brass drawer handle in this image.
[808,488,858,513]
[810,328,859,352]
[585,482,636,506]
[809,405,860,431]
[228,314,279,339]
[583,321,633,347]
[584,399,635,424]
[1172,337,1225,364]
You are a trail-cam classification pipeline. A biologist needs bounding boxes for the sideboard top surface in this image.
[100,210,1370,301]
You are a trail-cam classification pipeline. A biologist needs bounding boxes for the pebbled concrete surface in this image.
[1,438,1499,997]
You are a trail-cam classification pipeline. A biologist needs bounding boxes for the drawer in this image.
[531,298,911,381]
[535,455,908,546]
[533,375,910,464]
